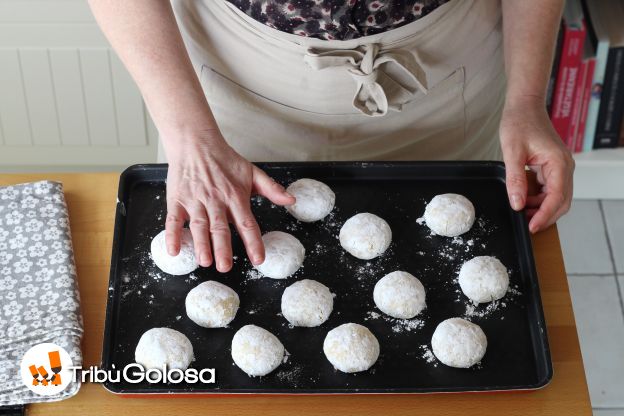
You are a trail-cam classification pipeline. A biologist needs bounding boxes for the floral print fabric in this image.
[0,181,83,405]
[227,0,449,40]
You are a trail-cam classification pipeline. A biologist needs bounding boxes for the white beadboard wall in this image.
[0,0,158,170]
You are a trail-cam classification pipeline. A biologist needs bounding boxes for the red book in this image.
[550,20,586,146]
[567,59,588,151]
[575,58,596,153]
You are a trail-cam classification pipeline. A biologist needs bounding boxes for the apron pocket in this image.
[199,64,466,161]
[200,65,360,116]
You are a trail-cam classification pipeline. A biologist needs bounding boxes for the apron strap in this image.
[304,43,428,116]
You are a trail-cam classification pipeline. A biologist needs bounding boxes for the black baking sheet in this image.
[102,162,552,394]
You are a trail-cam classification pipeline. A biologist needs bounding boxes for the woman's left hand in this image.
[499,97,575,233]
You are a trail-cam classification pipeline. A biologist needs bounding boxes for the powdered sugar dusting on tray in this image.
[245,268,263,282]
[464,300,505,318]
[275,364,319,387]
[365,311,425,333]
[391,319,424,333]
[419,345,438,366]
[351,261,386,281]
[461,283,522,318]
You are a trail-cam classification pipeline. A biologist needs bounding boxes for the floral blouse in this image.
[227,0,449,40]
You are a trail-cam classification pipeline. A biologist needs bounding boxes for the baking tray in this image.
[101,162,552,395]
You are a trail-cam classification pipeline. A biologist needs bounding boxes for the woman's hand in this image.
[500,97,575,233]
[164,130,295,272]
[87,0,296,268]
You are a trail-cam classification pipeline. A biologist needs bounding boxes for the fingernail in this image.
[253,256,263,265]
[511,194,522,210]
[200,254,209,266]
[217,259,229,271]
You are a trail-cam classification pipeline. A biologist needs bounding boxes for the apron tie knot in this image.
[304,43,428,116]
[349,69,379,85]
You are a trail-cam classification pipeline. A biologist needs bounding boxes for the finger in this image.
[252,166,296,206]
[526,193,547,209]
[186,203,213,267]
[230,196,265,266]
[528,171,566,233]
[503,151,528,211]
[206,201,233,273]
[525,208,539,220]
[165,202,187,256]
[545,192,573,227]
[530,203,564,233]
[528,165,546,187]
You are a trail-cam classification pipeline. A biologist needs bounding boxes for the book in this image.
[567,59,589,152]
[581,0,624,150]
[547,22,565,115]
[571,37,597,152]
[550,1,586,147]
[619,113,624,147]
[580,0,611,152]
[575,58,596,153]
[595,46,624,148]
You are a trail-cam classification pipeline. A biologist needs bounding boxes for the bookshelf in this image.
[550,0,624,200]
[573,148,624,199]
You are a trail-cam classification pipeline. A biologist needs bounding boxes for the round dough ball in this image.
[185,281,240,328]
[423,194,475,237]
[281,279,333,327]
[255,231,305,279]
[323,323,380,373]
[339,213,392,260]
[373,271,426,319]
[431,318,487,368]
[135,327,194,370]
[286,178,335,222]
[150,229,198,275]
[458,256,509,303]
[231,325,284,377]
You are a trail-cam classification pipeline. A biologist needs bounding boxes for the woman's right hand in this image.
[163,130,295,273]
[87,0,297,271]
[89,0,297,273]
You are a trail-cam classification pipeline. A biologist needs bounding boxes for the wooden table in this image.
[0,173,592,416]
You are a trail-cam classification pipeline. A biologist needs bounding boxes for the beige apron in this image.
[162,0,505,162]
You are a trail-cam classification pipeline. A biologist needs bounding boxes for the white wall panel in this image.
[0,25,109,48]
[0,1,94,24]
[0,109,4,145]
[79,48,118,146]
[110,53,147,147]
[0,1,158,167]
[19,49,61,145]
[49,48,90,146]
[0,49,32,146]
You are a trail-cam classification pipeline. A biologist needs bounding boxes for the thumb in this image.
[252,166,296,206]
[503,149,528,211]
